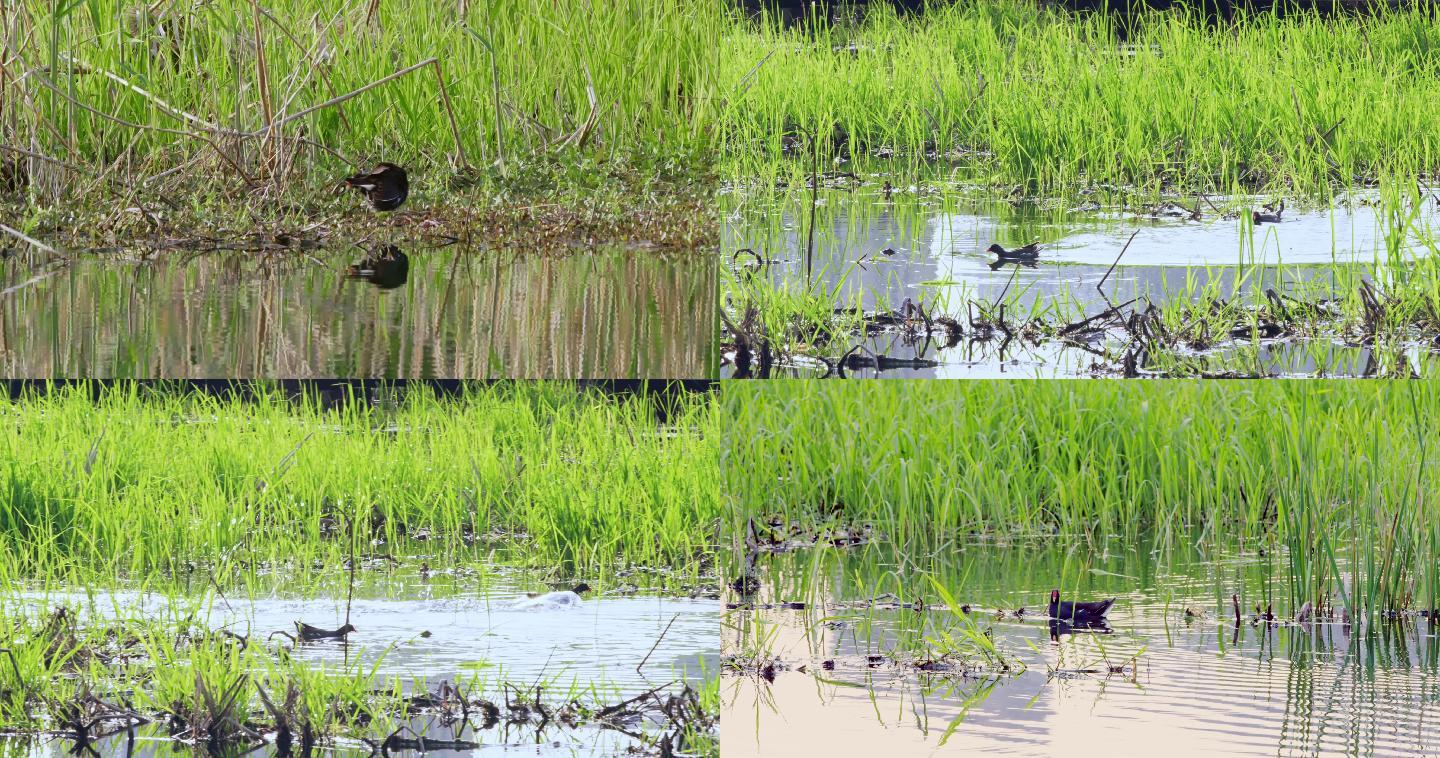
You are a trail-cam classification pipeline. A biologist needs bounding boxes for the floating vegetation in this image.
[0,606,716,754]
[722,535,1440,755]
[722,182,1440,378]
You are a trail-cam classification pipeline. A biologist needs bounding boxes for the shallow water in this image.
[0,246,716,378]
[723,182,1440,377]
[5,566,719,756]
[723,541,1440,757]
[12,572,718,694]
[754,333,1434,379]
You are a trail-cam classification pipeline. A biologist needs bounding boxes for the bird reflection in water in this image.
[345,245,410,290]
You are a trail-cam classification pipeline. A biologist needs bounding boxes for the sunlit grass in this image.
[2,0,723,234]
[0,382,721,583]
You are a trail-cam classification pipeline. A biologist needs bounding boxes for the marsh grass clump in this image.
[0,382,720,583]
[723,381,1440,621]
[0,0,722,246]
[722,3,1440,195]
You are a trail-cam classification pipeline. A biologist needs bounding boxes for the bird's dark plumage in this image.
[1253,200,1284,225]
[1048,589,1114,623]
[344,162,408,211]
[296,622,356,641]
[986,242,1040,261]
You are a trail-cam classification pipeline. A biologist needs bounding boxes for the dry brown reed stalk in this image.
[268,7,354,136]
[252,57,437,137]
[29,72,260,186]
[555,61,599,151]
[0,144,81,173]
[0,221,66,261]
[251,0,277,171]
[431,60,468,167]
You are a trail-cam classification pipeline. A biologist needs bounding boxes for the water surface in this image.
[5,565,719,756]
[723,181,1440,377]
[0,246,716,378]
[724,541,1440,756]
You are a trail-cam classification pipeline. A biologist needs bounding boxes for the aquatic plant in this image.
[722,177,1440,378]
[723,2,1440,195]
[723,380,1440,619]
[0,382,720,582]
[0,602,715,752]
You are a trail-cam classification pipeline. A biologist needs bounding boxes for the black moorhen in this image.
[345,245,409,290]
[344,163,408,211]
[296,621,356,642]
[1252,200,1284,225]
[986,242,1041,261]
[1048,589,1114,623]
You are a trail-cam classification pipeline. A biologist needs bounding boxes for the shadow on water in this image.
[723,539,1440,756]
[0,246,716,379]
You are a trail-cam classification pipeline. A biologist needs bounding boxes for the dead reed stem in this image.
[253,57,437,136]
[431,60,468,167]
[0,222,64,259]
[252,0,276,169]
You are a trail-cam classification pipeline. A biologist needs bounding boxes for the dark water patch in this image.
[0,246,716,379]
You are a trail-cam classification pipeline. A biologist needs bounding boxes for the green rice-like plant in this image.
[723,381,1440,618]
[0,382,720,582]
[722,3,1440,195]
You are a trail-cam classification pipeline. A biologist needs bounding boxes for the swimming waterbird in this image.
[1253,200,1284,225]
[1048,589,1115,623]
[344,163,409,211]
[986,242,1041,261]
[296,622,356,641]
[512,583,592,610]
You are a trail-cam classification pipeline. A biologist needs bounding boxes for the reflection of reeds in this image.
[0,249,715,378]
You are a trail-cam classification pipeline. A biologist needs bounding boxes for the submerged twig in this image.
[636,614,681,674]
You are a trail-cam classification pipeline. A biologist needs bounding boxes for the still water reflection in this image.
[0,246,716,378]
[725,542,1440,756]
